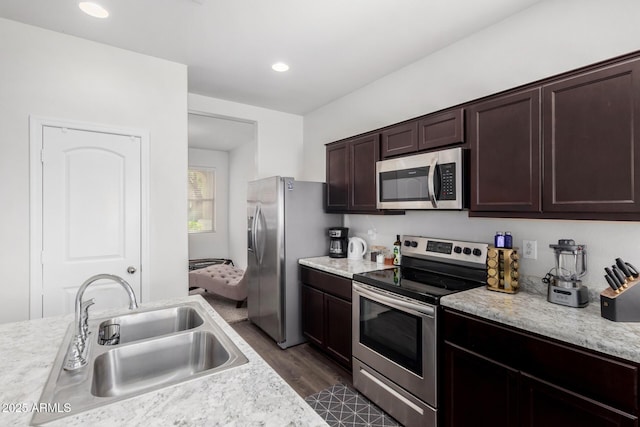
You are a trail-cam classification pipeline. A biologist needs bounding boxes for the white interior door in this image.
[41,126,141,317]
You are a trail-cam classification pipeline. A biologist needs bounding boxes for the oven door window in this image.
[379,167,429,202]
[359,297,423,376]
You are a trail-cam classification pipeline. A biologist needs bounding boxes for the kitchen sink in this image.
[92,331,230,397]
[32,302,248,425]
[97,305,204,345]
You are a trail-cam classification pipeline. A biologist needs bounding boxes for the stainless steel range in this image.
[352,235,488,427]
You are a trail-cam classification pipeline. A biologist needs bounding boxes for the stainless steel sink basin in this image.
[92,330,230,397]
[32,302,248,425]
[97,305,203,345]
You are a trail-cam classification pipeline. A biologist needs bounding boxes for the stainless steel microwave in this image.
[376,147,465,210]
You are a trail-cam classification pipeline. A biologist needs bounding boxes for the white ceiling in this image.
[0,0,542,115]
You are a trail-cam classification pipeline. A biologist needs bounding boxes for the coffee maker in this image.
[547,239,589,308]
[328,227,349,258]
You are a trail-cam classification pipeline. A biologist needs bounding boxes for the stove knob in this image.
[410,241,418,247]
[454,246,462,254]
[463,247,472,255]
[473,248,483,257]
[404,240,411,246]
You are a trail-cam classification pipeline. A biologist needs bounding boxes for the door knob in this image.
[127,266,137,274]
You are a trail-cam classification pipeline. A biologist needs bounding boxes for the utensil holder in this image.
[486,246,519,294]
[601,278,640,322]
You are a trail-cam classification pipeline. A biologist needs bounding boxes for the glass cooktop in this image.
[353,266,484,305]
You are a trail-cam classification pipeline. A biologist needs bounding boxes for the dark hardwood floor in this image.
[231,320,354,398]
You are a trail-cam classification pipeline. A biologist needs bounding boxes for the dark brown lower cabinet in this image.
[444,343,519,427]
[300,266,352,369]
[323,293,352,367]
[520,373,637,427]
[443,309,639,427]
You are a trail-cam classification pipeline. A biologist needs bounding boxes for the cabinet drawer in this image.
[443,309,522,368]
[444,309,639,414]
[522,333,638,414]
[300,266,352,301]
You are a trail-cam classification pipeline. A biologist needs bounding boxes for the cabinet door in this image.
[381,122,418,158]
[301,284,325,347]
[543,60,640,213]
[520,373,637,427]
[325,141,349,211]
[418,108,464,151]
[469,89,541,212]
[349,134,380,211]
[443,342,519,427]
[324,293,352,368]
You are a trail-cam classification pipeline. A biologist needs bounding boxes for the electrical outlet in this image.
[523,240,537,259]
[367,228,377,240]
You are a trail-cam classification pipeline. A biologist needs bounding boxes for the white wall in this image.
[302,0,640,291]
[189,94,303,179]
[188,93,304,269]
[228,141,258,269]
[188,148,229,259]
[0,18,188,323]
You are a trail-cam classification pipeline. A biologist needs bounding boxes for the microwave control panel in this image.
[438,163,456,200]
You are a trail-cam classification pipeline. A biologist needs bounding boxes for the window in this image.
[188,167,215,233]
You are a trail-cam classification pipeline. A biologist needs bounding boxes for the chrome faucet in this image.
[63,274,139,371]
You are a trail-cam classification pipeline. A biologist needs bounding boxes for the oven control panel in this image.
[402,235,488,266]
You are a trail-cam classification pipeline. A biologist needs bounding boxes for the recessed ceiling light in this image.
[272,62,290,72]
[78,2,109,19]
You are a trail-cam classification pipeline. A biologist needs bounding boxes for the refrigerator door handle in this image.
[247,216,255,253]
[249,205,260,263]
[255,204,264,264]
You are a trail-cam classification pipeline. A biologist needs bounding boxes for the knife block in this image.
[601,278,640,322]
[486,246,519,294]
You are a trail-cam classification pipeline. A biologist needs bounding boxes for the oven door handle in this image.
[353,282,435,317]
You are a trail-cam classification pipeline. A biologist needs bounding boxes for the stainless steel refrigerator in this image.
[247,176,342,349]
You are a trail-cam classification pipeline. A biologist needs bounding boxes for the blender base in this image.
[547,284,589,308]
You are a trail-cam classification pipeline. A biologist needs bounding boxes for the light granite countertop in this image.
[299,256,395,278]
[299,256,640,365]
[441,283,640,364]
[0,295,326,427]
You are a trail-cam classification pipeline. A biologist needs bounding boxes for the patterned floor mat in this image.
[305,384,401,427]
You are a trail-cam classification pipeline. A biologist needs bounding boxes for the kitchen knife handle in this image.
[605,267,622,287]
[625,262,640,278]
[616,258,633,279]
[605,274,619,292]
[612,266,628,287]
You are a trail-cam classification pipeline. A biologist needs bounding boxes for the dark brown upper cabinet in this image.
[349,133,380,212]
[325,141,349,211]
[380,122,418,159]
[325,133,380,213]
[380,109,465,159]
[543,59,640,213]
[418,108,465,151]
[469,89,541,212]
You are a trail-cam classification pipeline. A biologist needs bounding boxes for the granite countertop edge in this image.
[299,257,640,365]
[440,286,640,364]
[299,256,395,279]
[0,295,327,426]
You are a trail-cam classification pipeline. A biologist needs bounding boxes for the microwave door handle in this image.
[427,156,438,208]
